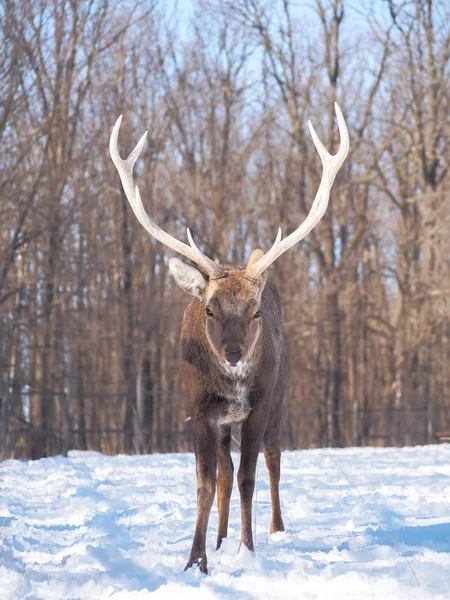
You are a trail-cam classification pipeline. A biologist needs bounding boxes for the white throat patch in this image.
[217,359,252,426]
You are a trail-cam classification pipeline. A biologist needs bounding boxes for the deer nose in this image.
[225,347,242,364]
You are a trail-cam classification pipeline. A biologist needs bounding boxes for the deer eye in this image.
[253,310,261,319]
[205,307,214,317]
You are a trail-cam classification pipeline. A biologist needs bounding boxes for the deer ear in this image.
[169,258,207,299]
[246,248,265,269]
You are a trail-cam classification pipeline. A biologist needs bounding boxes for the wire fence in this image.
[1,382,450,460]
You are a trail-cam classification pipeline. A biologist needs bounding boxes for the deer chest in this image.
[217,367,252,426]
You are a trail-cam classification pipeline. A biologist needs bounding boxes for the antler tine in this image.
[109,116,223,278]
[246,103,349,277]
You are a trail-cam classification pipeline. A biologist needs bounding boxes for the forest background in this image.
[0,0,449,458]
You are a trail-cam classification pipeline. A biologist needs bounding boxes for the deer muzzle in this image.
[225,347,243,365]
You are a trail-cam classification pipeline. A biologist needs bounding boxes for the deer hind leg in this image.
[263,397,284,534]
[216,425,234,550]
[185,421,217,574]
[263,441,284,534]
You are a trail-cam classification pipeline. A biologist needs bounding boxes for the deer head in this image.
[109,105,349,368]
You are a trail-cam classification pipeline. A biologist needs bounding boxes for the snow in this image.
[1,445,450,599]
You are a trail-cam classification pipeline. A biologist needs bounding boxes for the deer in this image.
[109,103,349,573]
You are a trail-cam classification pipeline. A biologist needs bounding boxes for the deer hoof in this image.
[238,540,255,553]
[184,554,208,574]
[270,518,285,534]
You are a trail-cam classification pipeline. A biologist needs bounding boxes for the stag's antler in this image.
[110,105,349,280]
[245,103,349,277]
[109,116,223,278]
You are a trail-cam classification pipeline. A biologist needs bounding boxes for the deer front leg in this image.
[185,419,217,574]
[238,412,266,552]
[216,425,233,550]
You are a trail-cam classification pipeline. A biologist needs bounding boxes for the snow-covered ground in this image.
[1,445,450,600]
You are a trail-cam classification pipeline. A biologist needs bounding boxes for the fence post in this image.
[134,373,144,454]
[353,400,359,447]
[0,381,10,457]
[64,386,72,456]
[427,401,433,445]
